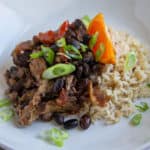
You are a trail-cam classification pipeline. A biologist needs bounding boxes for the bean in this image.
[76,65,83,78]
[52,78,65,94]
[53,113,64,125]
[83,34,91,44]
[64,119,78,129]
[74,19,85,29]
[50,44,59,52]
[80,114,91,129]
[83,63,90,77]
[83,51,94,64]
[67,39,81,49]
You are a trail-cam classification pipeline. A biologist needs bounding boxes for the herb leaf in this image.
[136,102,149,112]
[130,114,142,126]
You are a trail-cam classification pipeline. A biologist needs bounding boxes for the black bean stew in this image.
[5,19,110,129]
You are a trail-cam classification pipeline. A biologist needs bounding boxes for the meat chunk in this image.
[6,90,18,102]
[9,66,24,79]
[66,75,74,91]
[16,80,49,126]
[39,88,79,116]
[88,81,110,107]
[40,99,79,115]
[5,67,24,81]
[40,112,53,121]
[5,67,35,92]
[51,77,65,96]
[12,41,33,67]
[29,58,47,80]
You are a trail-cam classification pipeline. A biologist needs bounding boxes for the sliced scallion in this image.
[0,99,11,108]
[95,49,101,62]
[30,51,43,59]
[65,45,82,60]
[95,43,105,62]
[89,32,99,49]
[130,114,142,126]
[56,37,66,48]
[41,128,69,147]
[41,45,55,65]
[81,15,91,28]
[135,102,149,112]
[42,63,76,80]
[80,43,88,52]
[125,51,137,72]
[0,109,14,121]
[99,43,105,52]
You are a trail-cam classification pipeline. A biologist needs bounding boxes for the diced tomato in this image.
[38,30,55,44]
[56,20,69,39]
[37,20,69,45]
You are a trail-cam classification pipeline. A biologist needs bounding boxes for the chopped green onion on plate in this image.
[130,114,142,126]
[40,128,69,147]
[0,99,11,108]
[135,102,149,112]
[125,51,137,72]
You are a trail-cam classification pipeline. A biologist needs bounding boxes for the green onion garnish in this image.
[41,128,69,147]
[65,52,82,60]
[135,102,149,112]
[65,45,82,60]
[30,51,43,59]
[30,45,55,65]
[81,15,91,28]
[80,43,88,52]
[130,114,142,126]
[41,45,55,65]
[42,63,76,80]
[99,43,105,52]
[0,109,14,121]
[125,51,137,72]
[56,37,66,48]
[95,49,101,62]
[0,99,11,108]
[89,32,99,49]
[95,43,105,62]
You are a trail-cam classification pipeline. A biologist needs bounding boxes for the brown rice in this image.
[84,28,150,124]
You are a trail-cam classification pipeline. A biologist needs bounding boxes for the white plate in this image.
[0,0,150,150]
